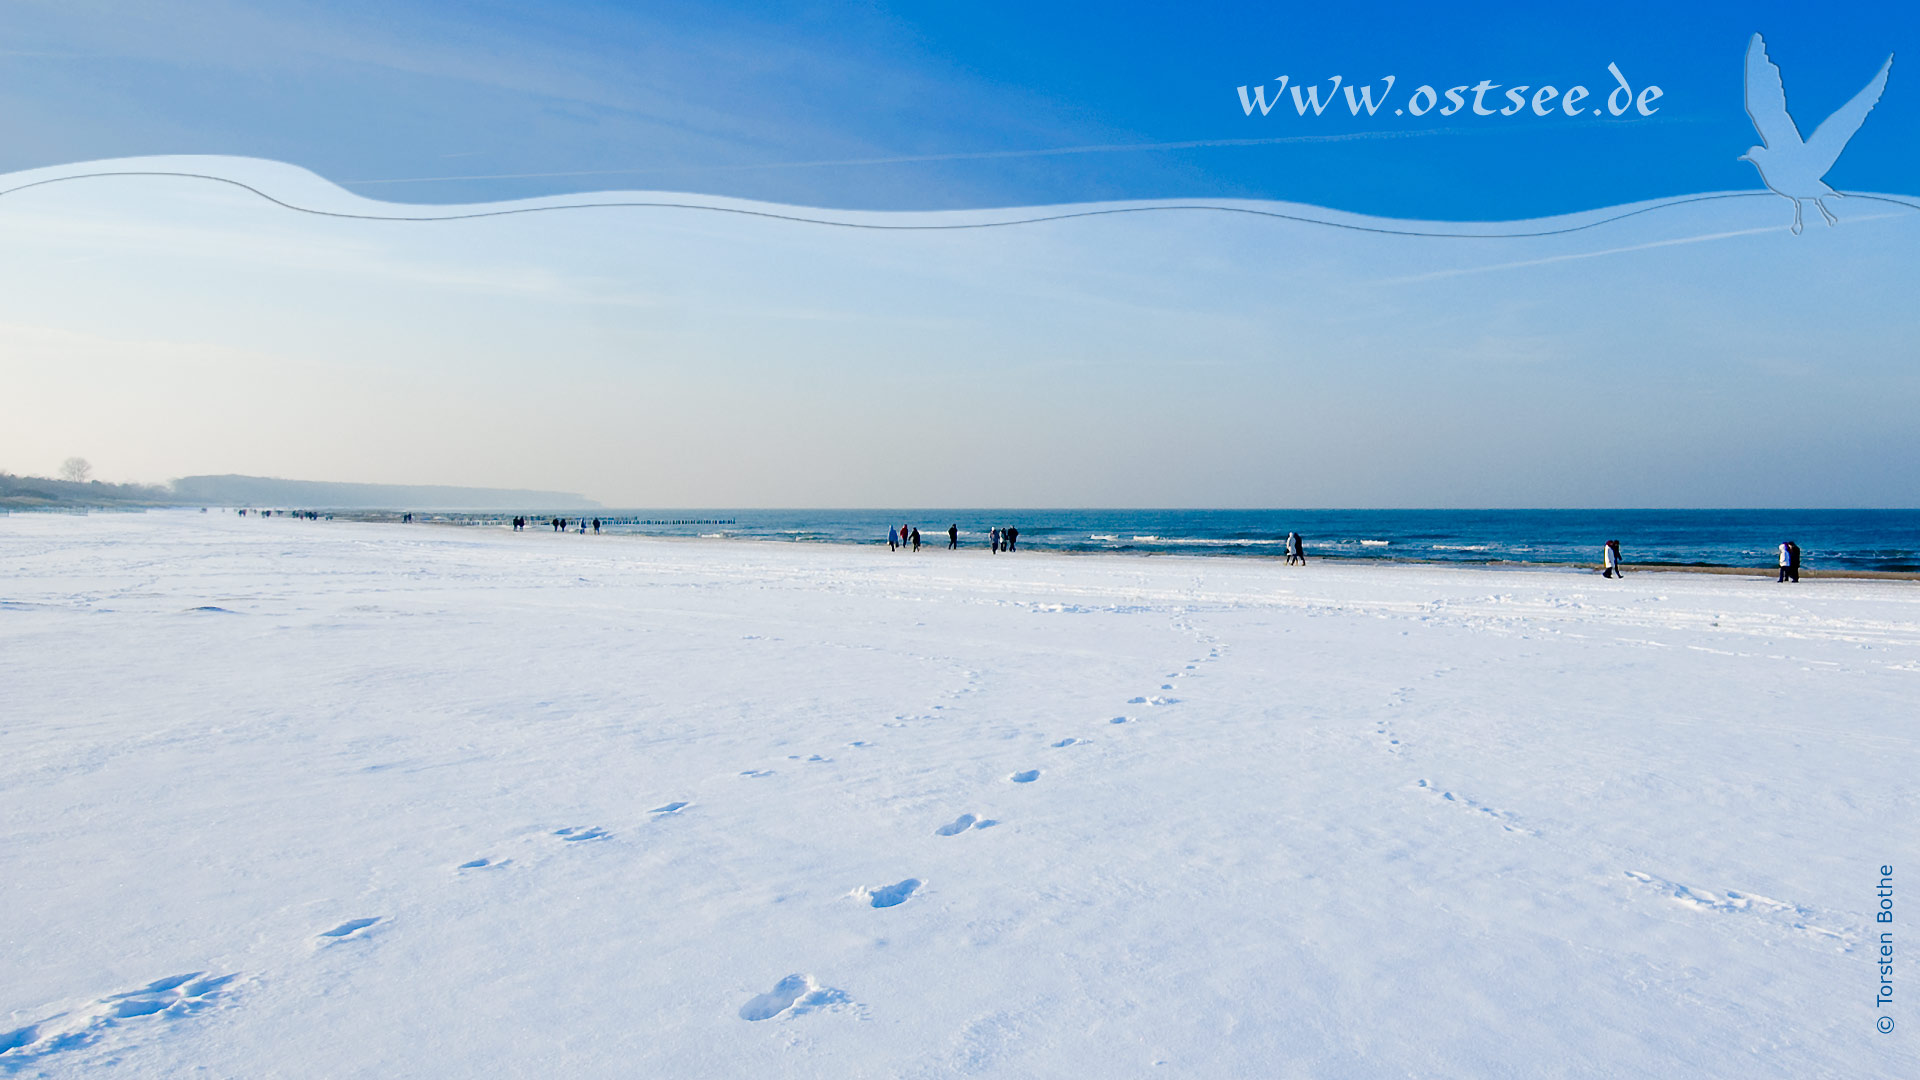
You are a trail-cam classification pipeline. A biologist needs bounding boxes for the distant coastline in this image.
[0,472,597,511]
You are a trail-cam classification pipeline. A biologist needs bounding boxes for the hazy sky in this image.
[1,4,1916,506]
[2,159,1914,507]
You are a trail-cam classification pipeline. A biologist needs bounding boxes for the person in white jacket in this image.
[1602,539,1621,578]
[1778,542,1792,582]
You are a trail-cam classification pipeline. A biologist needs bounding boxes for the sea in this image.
[542,509,1920,573]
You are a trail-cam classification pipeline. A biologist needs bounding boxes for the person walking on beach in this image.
[910,527,921,552]
[1788,541,1801,582]
[990,527,1002,553]
[1778,541,1792,582]
[592,518,601,535]
[1287,532,1307,565]
[889,526,900,552]
[1603,539,1622,579]
[948,524,959,550]
[1005,526,1018,552]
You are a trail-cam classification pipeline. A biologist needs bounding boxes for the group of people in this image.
[1601,538,1806,581]
[1284,532,1307,565]
[1778,541,1802,582]
[513,516,601,534]
[884,523,1020,552]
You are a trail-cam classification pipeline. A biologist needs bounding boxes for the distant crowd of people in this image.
[510,516,603,534]
[233,508,331,520]
[887,523,1023,552]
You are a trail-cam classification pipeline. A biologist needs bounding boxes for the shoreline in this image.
[14,506,1916,582]
[398,514,1920,583]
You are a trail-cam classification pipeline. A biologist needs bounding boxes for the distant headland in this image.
[0,472,599,511]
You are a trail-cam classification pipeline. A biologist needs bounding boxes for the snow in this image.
[2,510,1915,1077]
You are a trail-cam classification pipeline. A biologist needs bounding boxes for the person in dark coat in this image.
[948,524,959,550]
[1005,526,1018,552]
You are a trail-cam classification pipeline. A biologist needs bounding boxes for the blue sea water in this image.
[576,510,1920,573]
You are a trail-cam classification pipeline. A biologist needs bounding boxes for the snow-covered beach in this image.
[2,510,1914,1078]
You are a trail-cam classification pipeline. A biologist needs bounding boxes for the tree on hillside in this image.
[60,457,93,483]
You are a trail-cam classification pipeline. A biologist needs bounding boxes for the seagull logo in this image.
[1740,33,1893,234]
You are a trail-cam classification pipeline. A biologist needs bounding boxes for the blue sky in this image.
[3,1,1914,218]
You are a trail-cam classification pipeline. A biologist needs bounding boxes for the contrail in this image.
[337,129,1458,187]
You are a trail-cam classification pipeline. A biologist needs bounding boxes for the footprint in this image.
[1126,696,1177,706]
[457,858,493,870]
[859,879,923,909]
[1109,716,1132,725]
[1051,738,1081,748]
[935,814,978,836]
[738,974,848,1021]
[651,801,690,815]
[739,769,775,778]
[1413,781,1535,835]
[1009,770,1040,784]
[1,973,238,1062]
[318,917,381,940]
[1623,870,1853,946]
[554,826,610,842]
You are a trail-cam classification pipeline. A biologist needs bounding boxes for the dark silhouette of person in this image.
[1787,541,1802,582]
[593,518,601,534]
[1005,526,1018,552]
[948,524,959,550]
[911,527,921,552]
